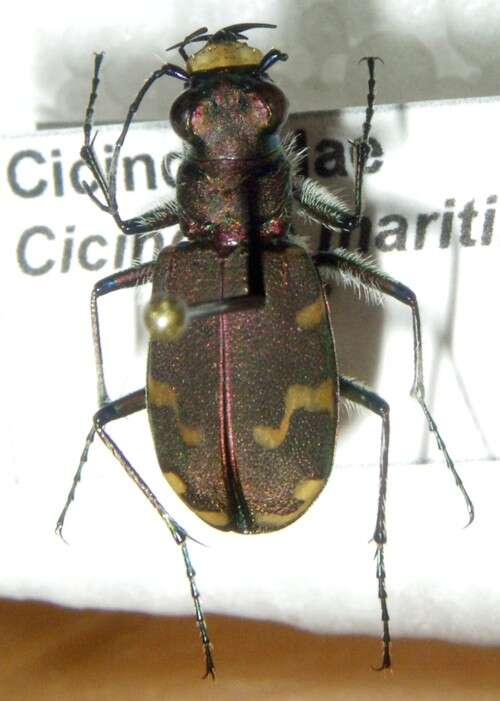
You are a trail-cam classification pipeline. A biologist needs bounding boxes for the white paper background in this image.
[0,0,499,648]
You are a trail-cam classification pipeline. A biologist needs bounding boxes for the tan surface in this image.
[0,599,499,700]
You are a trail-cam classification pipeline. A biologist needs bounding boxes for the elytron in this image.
[57,23,473,677]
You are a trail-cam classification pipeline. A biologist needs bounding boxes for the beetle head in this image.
[168,24,289,161]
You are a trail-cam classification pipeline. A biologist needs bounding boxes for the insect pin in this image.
[57,23,473,677]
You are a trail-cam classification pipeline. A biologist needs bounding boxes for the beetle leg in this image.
[315,249,474,524]
[67,389,216,679]
[352,57,381,222]
[339,375,391,671]
[81,53,180,235]
[292,175,357,233]
[292,57,381,243]
[91,263,155,405]
[94,390,215,680]
[56,263,155,537]
[119,199,180,236]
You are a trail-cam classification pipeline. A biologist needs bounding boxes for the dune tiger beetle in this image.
[57,23,474,677]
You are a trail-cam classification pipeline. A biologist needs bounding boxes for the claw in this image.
[54,520,69,545]
[203,644,216,680]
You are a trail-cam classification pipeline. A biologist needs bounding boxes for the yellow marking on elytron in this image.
[254,478,326,528]
[296,295,324,330]
[253,379,334,449]
[164,472,230,528]
[164,471,187,496]
[148,377,204,447]
[294,478,325,503]
[192,509,231,528]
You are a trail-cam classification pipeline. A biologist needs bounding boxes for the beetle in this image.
[57,23,473,677]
